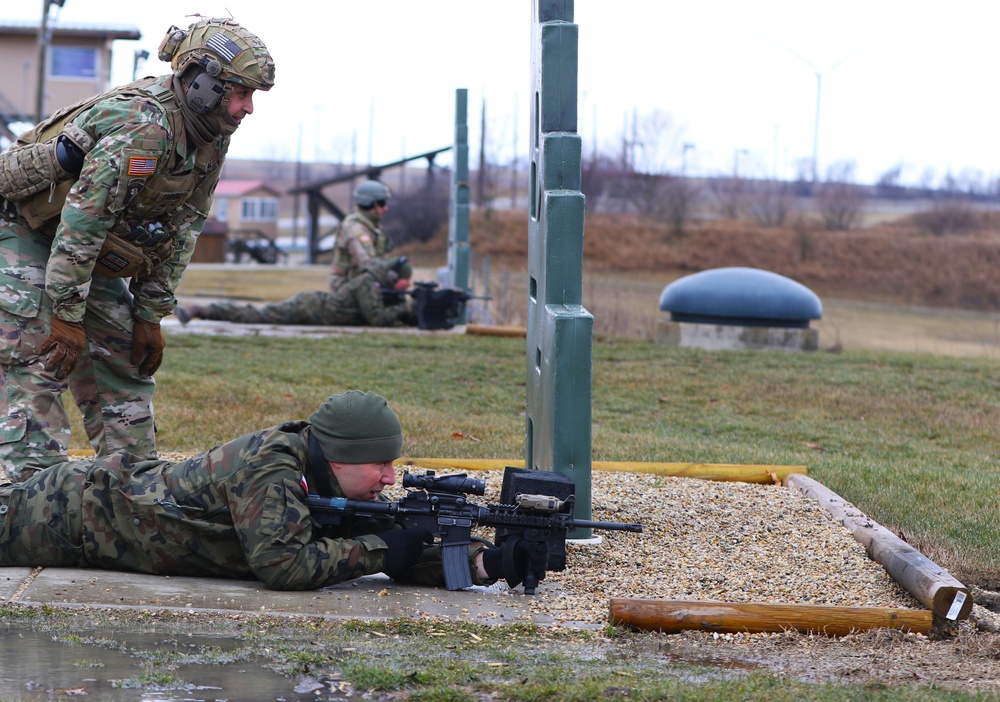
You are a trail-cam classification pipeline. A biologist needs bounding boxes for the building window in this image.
[50,46,98,80]
[215,201,229,223]
[240,197,278,222]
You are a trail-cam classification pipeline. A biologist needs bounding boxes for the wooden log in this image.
[465,324,528,337]
[784,473,972,621]
[396,458,807,484]
[609,598,933,636]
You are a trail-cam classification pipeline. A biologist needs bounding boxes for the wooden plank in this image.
[465,324,528,337]
[784,473,972,620]
[396,458,807,484]
[609,598,933,636]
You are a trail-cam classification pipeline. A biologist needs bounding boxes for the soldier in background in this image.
[0,391,527,591]
[328,180,393,292]
[176,256,416,327]
[0,18,275,483]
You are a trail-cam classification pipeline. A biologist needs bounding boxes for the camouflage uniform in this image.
[0,420,489,590]
[0,76,231,481]
[198,258,414,327]
[328,211,389,293]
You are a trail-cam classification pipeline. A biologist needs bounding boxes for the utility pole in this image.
[35,0,66,121]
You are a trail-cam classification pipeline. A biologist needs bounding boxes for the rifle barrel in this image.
[571,519,643,533]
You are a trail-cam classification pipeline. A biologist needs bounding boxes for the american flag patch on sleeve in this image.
[206,32,244,62]
[127,157,157,176]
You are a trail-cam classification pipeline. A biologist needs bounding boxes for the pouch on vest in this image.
[1,122,96,228]
[93,236,150,279]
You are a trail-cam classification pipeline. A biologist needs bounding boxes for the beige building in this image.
[0,19,140,140]
[211,180,281,242]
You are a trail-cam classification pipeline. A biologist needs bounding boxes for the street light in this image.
[682,142,695,176]
[132,49,149,81]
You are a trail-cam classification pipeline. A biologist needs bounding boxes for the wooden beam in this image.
[609,598,933,636]
[784,473,972,620]
[396,458,806,484]
[465,324,528,337]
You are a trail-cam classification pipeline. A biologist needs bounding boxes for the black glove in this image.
[378,529,433,578]
[482,538,548,588]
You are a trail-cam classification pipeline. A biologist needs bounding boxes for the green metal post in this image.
[448,88,470,324]
[526,0,593,535]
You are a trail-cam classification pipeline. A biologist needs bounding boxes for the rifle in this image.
[383,281,489,330]
[307,467,643,594]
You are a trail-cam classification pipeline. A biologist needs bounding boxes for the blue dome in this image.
[659,267,822,329]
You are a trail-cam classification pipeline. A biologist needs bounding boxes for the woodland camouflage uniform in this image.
[0,420,487,590]
[0,19,274,482]
[328,211,389,293]
[195,257,414,326]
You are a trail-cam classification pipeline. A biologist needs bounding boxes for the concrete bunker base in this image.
[655,320,819,352]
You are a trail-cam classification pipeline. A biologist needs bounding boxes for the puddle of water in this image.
[0,625,346,701]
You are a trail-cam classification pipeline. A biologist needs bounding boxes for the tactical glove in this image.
[131,316,165,377]
[378,528,433,579]
[39,317,86,380]
[481,538,548,588]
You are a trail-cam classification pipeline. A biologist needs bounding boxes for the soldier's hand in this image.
[131,317,165,377]
[481,538,547,588]
[378,528,433,579]
[39,317,86,380]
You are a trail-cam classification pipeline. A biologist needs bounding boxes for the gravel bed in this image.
[455,469,922,626]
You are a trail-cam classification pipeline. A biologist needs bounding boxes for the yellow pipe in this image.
[396,458,806,484]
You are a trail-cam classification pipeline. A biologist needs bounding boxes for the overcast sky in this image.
[7,1,999,186]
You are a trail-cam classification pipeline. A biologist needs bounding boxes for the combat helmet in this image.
[159,17,275,92]
[354,180,392,208]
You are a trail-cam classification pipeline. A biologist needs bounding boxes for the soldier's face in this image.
[330,460,397,500]
[228,85,256,125]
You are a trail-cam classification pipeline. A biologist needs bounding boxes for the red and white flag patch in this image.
[127,156,157,176]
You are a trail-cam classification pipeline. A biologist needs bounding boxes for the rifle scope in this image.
[402,470,486,496]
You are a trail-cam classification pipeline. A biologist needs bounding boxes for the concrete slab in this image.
[8,568,557,624]
[655,319,819,352]
[162,317,466,339]
[0,568,34,601]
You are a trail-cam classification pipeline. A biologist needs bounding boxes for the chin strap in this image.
[304,431,337,497]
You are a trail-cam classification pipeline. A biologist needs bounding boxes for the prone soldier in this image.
[176,256,416,327]
[0,391,532,590]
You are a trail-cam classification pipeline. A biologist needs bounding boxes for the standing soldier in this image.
[0,18,275,483]
[328,180,393,293]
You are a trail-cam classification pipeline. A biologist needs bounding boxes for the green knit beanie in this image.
[309,391,402,463]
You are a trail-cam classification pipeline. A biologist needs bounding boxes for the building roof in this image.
[0,19,140,41]
[214,180,282,197]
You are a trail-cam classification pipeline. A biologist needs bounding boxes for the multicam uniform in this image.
[0,76,225,479]
[198,258,414,326]
[0,420,488,589]
[328,211,389,293]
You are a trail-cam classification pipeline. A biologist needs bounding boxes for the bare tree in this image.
[817,161,864,230]
[747,180,793,228]
[709,176,746,219]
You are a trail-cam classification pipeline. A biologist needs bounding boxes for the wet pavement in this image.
[1,565,553,624]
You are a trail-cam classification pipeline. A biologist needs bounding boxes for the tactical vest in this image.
[331,213,388,281]
[0,77,223,278]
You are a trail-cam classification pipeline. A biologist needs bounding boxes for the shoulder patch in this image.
[127,156,157,176]
[359,234,372,243]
